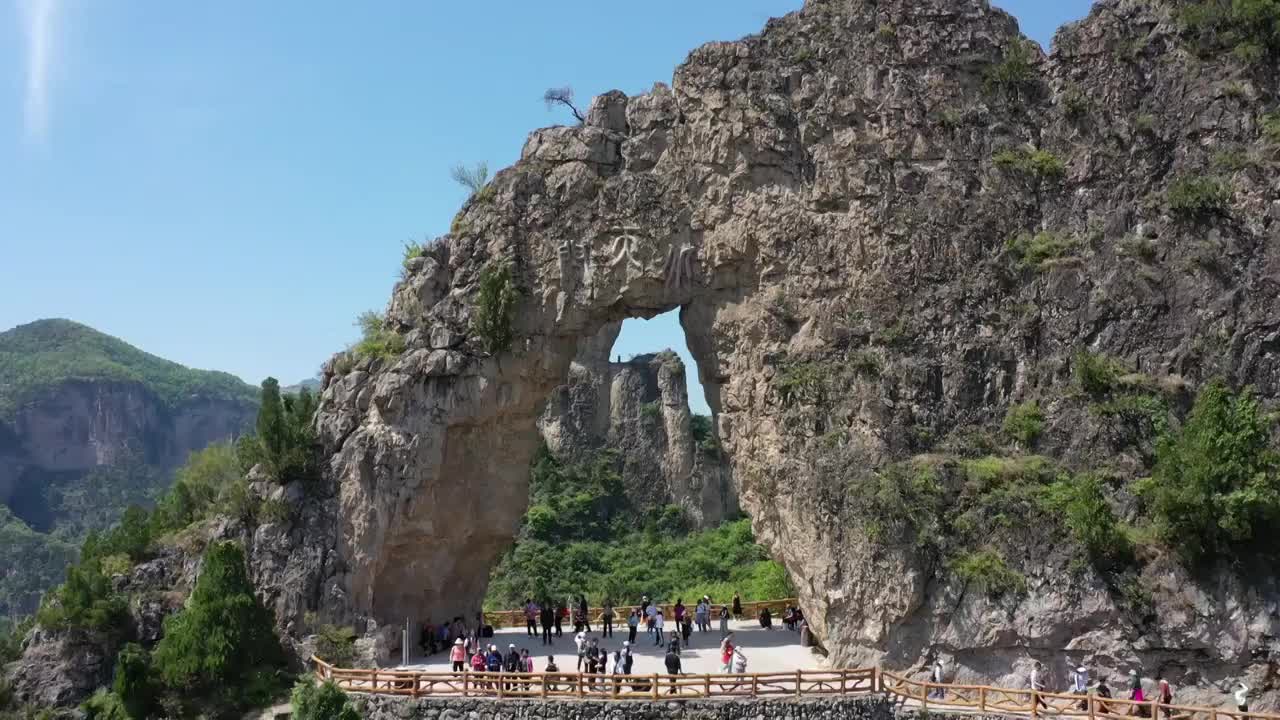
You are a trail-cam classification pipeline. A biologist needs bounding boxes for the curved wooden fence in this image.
[313,657,874,700]
[880,671,1278,720]
[313,658,1279,717]
[482,598,798,629]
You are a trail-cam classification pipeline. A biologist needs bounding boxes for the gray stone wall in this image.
[351,695,895,720]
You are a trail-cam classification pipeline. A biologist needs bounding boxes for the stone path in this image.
[397,619,822,675]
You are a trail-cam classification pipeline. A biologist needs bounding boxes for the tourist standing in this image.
[665,647,683,694]
[696,598,709,632]
[1129,669,1145,702]
[623,641,634,674]
[1031,661,1049,709]
[627,609,639,644]
[579,596,592,633]
[555,601,566,637]
[586,638,601,675]
[521,648,533,691]
[682,614,693,645]
[575,630,587,671]
[1095,675,1113,715]
[524,598,538,637]
[1235,683,1250,714]
[719,605,730,636]
[540,602,554,646]
[546,656,560,692]
[720,633,735,673]
[1072,665,1089,710]
[654,609,666,647]
[450,638,466,672]
[646,602,658,637]
[1157,675,1173,717]
[674,598,686,627]
[732,592,743,620]
[612,649,625,692]
[929,657,946,699]
[504,644,521,692]
[602,599,615,638]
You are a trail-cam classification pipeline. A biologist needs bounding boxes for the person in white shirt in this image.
[1235,683,1250,713]
[1072,665,1089,710]
[1030,661,1048,709]
[654,610,666,647]
[574,630,587,671]
[732,647,748,674]
[929,657,946,699]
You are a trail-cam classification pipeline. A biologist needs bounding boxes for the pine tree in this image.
[291,680,360,720]
[257,378,286,461]
[113,643,154,719]
[152,542,286,713]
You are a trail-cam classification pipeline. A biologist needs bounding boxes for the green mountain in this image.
[0,319,259,618]
[0,319,257,419]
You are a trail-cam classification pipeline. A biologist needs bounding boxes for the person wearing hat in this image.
[1235,682,1250,714]
[1072,665,1089,710]
[504,644,521,692]
[485,644,503,683]
[450,637,467,672]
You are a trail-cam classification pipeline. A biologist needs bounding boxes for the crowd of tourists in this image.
[423,592,775,687]
[927,658,1254,716]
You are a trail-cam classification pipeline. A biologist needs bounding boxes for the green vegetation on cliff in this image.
[1140,380,1280,563]
[1179,0,1280,63]
[0,508,76,622]
[486,446,792,608]
[0,319,257,418]
[71,543,289,720]
[150,542,288,714]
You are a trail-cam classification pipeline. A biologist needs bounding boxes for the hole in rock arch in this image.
[476,308,794,631]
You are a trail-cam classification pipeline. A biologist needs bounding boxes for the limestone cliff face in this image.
[539,322,738,528]
[1,381,253,511]
[302,0,1280,706]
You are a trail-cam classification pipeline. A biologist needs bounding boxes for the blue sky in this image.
[1,0,1094,415]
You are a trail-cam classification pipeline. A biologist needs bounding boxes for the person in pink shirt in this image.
[449,638,466,672]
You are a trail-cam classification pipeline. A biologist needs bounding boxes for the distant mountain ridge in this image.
[0,319,258,616]
[0,319,257,419]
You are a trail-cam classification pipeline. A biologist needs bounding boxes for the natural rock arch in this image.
[314,73,816,630]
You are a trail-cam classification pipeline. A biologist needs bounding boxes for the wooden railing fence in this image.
[313,657,874,701]
[879,671,1279,720]
[313,657,1280,716]
[482,598,798,629]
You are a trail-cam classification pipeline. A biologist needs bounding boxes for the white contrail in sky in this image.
[20,0,58,141]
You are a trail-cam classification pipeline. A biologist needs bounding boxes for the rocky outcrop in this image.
[301,0,1280,707]
[539,322,738,528]
[5,472,345,708]
[0,380,255,617]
